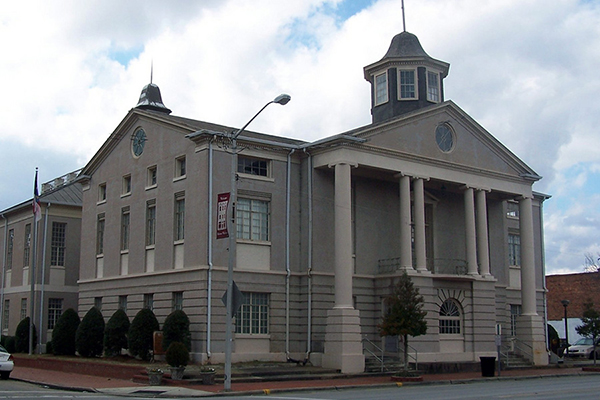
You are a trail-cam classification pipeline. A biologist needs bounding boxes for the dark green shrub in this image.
[104,309,130,357]
[162,310,191,351]
[76,307,105,357]
[128,308,159,361]
[4,336,15,353]
[165,341,189,367]
[45,340,53,354]
[0,335,7,348]
[51,308,80,356]
[15,317,37,353]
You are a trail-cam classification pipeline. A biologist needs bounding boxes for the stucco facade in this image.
[77,31,549,371]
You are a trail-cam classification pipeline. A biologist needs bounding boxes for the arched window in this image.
[439,299,461,334]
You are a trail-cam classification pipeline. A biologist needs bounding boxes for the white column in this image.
[464,187,479,276]
[333,162,354,309]
[399,174,413,270]
[519,196,537,316]
[413,178,428,273]
[476,189,491,277]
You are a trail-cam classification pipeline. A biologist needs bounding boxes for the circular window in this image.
[131,128,147,157]
[435,124,455,153]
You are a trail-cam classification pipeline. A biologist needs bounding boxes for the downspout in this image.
[39,203,50,353]
[539,198,548,352]
[303,149,313,363]
[207,139,214,360]
[285,149,295,360]
[0,214,7,331]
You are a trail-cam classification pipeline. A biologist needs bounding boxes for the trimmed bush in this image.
[128,308,159,361]
[4,336,15,354]
[15,317,37,353]
[162,310,191,352]
[165,341,189,368]
[51,308,80,356]
[104,309,130,357]
[76,307,105,357]
[45,340,53,354]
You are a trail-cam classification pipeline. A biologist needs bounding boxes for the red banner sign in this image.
[217,193,230,239]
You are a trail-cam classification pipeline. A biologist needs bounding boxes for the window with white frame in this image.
[23,224,31,266]
[235,292,269,334]
[122,175,132,195]
[506,201,519,218]
[7,229,13,270]
[47,298,63,330]
[174,194,185,241]
[94,297,102,311]
[121,207,130,251]
[3,300,9,330]
[146,200,156,247]
[119,295,127,312]
[98,183,107,202]
[427,71,440,102]
[175,156,186,178]
[238,156,269,177]
[508,233,521,266]
[172,292,183,311]
[439,299,462,334]
[147,165,157,187]
[375,71,388,105]
[143,294,154,310]
[398,69,417,99]
[510,304,522,337]
[20,298,27,321]
[96,214,105,255]
[51,222,66,266]
[237,198,269,241]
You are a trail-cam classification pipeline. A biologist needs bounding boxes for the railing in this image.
[499,336,533,367]
[362,336,419,372]
[401,342,419,371]
[362,336,386,372]
[378,257,468,276]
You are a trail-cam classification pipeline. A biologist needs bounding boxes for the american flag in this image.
[33,169,42,222]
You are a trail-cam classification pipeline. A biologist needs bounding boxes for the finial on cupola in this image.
[135,63,172,114]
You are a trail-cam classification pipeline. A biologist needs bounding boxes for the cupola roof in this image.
[135,83,172,114]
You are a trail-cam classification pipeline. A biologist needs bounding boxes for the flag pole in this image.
[29,168,41,355]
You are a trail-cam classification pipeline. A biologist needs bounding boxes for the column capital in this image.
[328,161,358,169]
[393,172,428,180]
[460,184,490,192]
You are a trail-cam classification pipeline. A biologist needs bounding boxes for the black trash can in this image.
[480,356,496,377]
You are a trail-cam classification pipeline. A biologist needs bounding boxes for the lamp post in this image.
[223,94,291,391]
[561,299,570,357]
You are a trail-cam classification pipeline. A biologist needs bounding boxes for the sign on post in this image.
[222,281,244,317]
[217,193,230,239]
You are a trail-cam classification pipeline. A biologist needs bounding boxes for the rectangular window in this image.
[238,156,269,177]
[147,165,157,187]
[47,298,63,330]
[96,214,105,255]
[399,69,416,99]
[121,207,130,251]
[119,295,128,312]
[235,292,269,334]
[94,297,102,311]
[506,201,519,218]
[2,300,9,330]
[439,319,461,334]
[23,224,31,266]
[7,229,13,270]
[427,71,440,102]
[122,175,132,195]
[175,156,186,178]
[375,71,388,105]
[508,234,521,266]
[98,183,107,202]
[174,195,185,241]
[510,304,522,337]
[146,200,156,246]
[172,292,183,311]
[20,298,27,321]
[237,198,269,241]
[51,222,66,266]
[143,294,154,311]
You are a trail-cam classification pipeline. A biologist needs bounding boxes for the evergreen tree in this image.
[378,272,427,371]
[104,309,130,357]
[162,310,191,352]
[15,317,37,353]
[51,308,80,355]
[76,307,105,357]
[576,301,600,365]
[128,308,159,361]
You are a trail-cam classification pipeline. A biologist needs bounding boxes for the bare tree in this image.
[584,252,600,273]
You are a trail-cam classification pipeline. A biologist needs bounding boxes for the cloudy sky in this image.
[1,0,599,275]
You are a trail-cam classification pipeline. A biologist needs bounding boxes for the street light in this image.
[223,94,291,391]
[561,299,570,357]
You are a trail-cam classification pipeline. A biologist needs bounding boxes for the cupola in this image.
[135,83,172,114]
[364,31,449,123]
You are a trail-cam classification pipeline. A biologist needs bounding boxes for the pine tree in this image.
[576,301,600,365]
[378,272,427,372]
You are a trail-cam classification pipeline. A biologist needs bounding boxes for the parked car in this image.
[565,337,600,359]
[0,344,14,379]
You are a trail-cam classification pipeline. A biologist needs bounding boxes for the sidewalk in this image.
[11,361,600,397]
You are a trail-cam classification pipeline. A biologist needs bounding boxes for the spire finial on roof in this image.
[402,0,406,32]
[150,60,153,84]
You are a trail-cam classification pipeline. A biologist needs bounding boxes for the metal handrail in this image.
[362,336,385,372]
[400,342,419,371]
[500,335,533,366]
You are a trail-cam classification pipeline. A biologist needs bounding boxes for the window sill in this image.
[145,184,157,191]
[234,333,270,339]
[96,200,107,205]
[237,239,271,246]
[174,240,185,246]
[237,173,274,183]
[146,245,156,250]
[120,193,131,199]
[173,175,186,182]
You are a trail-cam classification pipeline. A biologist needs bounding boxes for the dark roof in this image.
[135,83,172,114]
[383,31,431,59]
[0,180,82,215]
[546,272,600,320]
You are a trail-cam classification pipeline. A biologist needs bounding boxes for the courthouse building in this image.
[77,30,549,372]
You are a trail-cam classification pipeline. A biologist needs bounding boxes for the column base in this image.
[322,308,365,374]
[517,314,548,366]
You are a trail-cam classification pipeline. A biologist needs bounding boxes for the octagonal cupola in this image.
[364,31,450,123]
